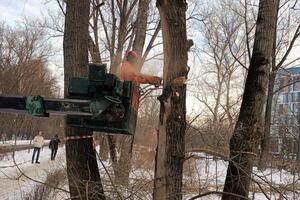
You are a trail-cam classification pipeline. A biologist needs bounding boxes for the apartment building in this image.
[270,67,300,160]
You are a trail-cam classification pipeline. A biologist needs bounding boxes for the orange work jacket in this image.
[120,61,160,85]
[120,60,160,110]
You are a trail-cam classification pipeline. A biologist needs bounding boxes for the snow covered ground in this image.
[184,155,300,199]
[1,143,300,200]
[0,146,65,200]
[189,154,300,186]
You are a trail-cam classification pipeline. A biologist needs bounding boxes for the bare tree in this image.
[222,0,280,199]
[153,0,188,199]
[190,1,247,154]
[63,0,105,199]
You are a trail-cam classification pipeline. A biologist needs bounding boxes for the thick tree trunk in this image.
[259,3,279,167]
[153,1,188,200]
[222,0,279,199]
[63,1,105,199]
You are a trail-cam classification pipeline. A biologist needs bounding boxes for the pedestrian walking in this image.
[32,131,44,164]
[49,134,61,160]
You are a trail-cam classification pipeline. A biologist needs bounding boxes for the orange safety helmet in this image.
[125,50,138,61]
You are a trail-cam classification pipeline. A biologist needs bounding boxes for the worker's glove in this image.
[154,77,162,88]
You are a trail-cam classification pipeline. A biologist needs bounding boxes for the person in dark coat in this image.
[49,134,61,160]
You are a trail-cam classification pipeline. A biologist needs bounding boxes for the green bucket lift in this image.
[0,64,138,135]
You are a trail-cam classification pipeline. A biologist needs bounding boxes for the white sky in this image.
[0,0,58,24]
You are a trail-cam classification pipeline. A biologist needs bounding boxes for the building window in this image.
[283,93,289,103]
[277,94,281,103]
[288,93,292,103]
[293,77,298,91]
[294,92,298,102]
[280,77,289,92]
[288,103,294,113]
[293,103,298,113]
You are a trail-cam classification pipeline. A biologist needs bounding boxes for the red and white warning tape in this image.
[64,135,93,141]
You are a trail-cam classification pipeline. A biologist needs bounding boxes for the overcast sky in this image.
[0,0,58,25]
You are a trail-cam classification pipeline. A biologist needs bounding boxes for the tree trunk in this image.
[110,2,128,74]
[63,1,105,199]
[222,0,279,199]
[259,2,279,167]
[225,71,234,130]
[98,135,109,161]
[259,71,276,168]
[114,136,134,185]
[153,1,188,200]
[88,35,102,63]
[133,0,151,71]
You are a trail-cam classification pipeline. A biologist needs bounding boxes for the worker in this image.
[120,50,162,109]
[120,51,162,86]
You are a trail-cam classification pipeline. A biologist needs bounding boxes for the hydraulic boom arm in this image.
[0,64,138,135]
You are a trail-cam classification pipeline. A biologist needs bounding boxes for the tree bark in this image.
[110,2,129,74]
[222,0,279,199]
[88,35,102,63]
[63,1,105,199]
[259,71,276,167]
[259,1,279,167]
[153,1,188,199]
[133,0,151,71]
[113,136,134,185]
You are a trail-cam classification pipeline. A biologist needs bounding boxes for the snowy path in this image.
[0,140,50,153]
[1,147,300,200]
[0,147,66,200]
